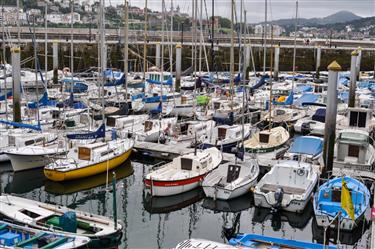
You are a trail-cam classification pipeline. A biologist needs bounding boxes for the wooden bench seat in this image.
[260,183,305,195]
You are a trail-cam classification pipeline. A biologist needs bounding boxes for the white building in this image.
[47,12,80,24]
[254,24,284,37]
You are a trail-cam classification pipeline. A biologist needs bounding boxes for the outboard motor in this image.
[301,122,311,135]
[272,187,284,212]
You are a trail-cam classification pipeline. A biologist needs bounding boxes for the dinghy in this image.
[202,158,259,200]
[144,147,222,196]
[0,220,90,248]
[253,160,318,213]
[0,194,122,248]
[229,233,337,249]
[313,176,370,231]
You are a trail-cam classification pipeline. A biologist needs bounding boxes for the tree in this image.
[219,17,231,29]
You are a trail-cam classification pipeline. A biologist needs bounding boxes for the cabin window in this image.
[201,160,207,169]
[213,102,221,110]
[181,158,193,170]
[349,111,367,128]
[348,144,360,157]
[276,109,285,115]
[144,121,153,132]
[107,117,116,127]
[78,147,91,160]
[259,133,270,143]
[331,189,341,202]
[52,110,60,119]
[227,165,241,183]
[218,127,227,140]
[8,136,15,146]
[20,209,41,219]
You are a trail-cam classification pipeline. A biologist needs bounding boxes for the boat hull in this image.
[44,149,132,182]
[253,192,310,213]
[144,174,205,197]
[7,154,53,172]
[203,179,256,200]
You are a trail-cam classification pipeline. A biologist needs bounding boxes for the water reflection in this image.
[45,161,134,195]
[252,202,314,231]
[0,158,366,249]
[144,188,204,214]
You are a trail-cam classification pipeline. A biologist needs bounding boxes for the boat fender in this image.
[297,168,305,176]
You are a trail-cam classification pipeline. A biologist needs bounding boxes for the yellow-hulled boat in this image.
[44,138,134,182]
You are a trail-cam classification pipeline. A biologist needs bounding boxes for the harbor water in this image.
[0,155,369,249]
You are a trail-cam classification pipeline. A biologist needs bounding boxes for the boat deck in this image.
[260,183,306,195]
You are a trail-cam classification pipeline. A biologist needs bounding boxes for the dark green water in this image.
[0,156,369,249]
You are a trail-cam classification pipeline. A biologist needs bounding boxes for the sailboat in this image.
[44,0,133,182]
[44,124,134,181]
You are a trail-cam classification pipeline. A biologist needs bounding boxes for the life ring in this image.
[297,168,305,176]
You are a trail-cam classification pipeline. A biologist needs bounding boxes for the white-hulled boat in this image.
[5,141,67,172]
[144,147,222,196]
[44,137,134,182]
[201,124,252,153]
[0,194,122,248]
[253,160,318,213]
[202,158,259,200]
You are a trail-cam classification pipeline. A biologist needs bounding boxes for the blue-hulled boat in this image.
[0,221,90,248]
[229,233,338,249]
[313,176,370,231]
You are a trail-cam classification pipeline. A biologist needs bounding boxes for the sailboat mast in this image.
[210,0,214,74]
[33,16,40,125]
[268,25,274,132]
[124,0,129,104]
[160,0,165,102]
[170,0,175,106]
[45,2,48,77]
[198,0,203,76]
[70,0,74,93]
[241,0,246,145]
[263,0,267,74]
[292,0,298,93]
[143,0,148,79]
[16,0,20,44]
[99,0,106,123]
[229,0,234,110]
[2,3,7,122]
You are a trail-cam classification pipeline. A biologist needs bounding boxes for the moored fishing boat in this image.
[144,147,222,196]
[0,194,122,248]
[0,220,90,248]
[253,160,318,213]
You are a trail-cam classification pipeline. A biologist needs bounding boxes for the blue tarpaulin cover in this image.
[289,136,323,156]
[295,93,318,107]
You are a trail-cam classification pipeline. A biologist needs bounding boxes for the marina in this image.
[0,0,374,248]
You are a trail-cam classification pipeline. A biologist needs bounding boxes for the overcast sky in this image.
[106,0,375,23]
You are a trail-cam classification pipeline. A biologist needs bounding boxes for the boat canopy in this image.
[289,136,323,156]
[312,108,326,122]
[0,120,41,131]
[295,93,318,107]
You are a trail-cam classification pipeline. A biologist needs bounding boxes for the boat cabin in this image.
[215,125,241,141]
[78,142,107,161]
[335,130,371,166]
[177,152,212,172]
[346,108,373,129]
[147,72,171,82]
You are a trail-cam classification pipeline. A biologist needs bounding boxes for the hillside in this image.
[263,11,362,26]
